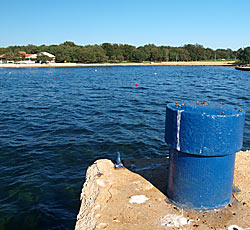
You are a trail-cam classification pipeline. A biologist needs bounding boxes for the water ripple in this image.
[0,66,249,230]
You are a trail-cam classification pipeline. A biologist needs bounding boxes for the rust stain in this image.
[97,173,104,177]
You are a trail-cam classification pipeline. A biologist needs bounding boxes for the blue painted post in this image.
[165,101,245,210]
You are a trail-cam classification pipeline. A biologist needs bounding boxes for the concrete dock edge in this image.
[75,151,250,230]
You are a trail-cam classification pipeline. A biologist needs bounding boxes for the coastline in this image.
[0,61,235,68]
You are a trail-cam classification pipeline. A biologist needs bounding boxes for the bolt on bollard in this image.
[114,152,124,169]
[165,101,245,210]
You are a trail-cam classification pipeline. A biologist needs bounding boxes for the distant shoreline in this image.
[0,61,236,68]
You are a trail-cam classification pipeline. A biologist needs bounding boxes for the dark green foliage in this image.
[24,44,39,54]
[120,44,136,61]
[237,47,250,64]
[36,54,52,62]
[0,41,241,63]
[4,51,24,62]
[132,48,145,62]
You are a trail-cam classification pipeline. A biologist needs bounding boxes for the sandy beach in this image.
[0,61,235,68]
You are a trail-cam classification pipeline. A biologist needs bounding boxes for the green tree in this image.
[37,54,52,63]
[0,48,5,54]
[91,45,107,63]
[25,44,39,54]
[183,44,196,61]
[143,44,159,61]
[205,48,214,60]
[177,48,189,61]
[62,41,77,47]
[52,45,72,63]
[0,41,240,64]
[157,47,167,61]
[183,44,205,61]
[215,49,231,60]
[101,43,115,60]
[168,47,179,61]
[132,48,145,62]
[120,44,136,61]
[78,47,95,63]
[237,47,250,64]
[5,51,24,62]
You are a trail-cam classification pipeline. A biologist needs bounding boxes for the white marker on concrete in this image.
[161,214,191,228]
[96,179,105,187]
[228,225,244,230]
[129,195,149,204]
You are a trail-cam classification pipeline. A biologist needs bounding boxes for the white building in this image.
[0,51,56,64]
[38,52,56,63]
[0,54,6,63]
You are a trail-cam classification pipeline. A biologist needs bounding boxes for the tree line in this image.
[0,41,249,63]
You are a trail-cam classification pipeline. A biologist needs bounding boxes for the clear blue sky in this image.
[1,0,250,50]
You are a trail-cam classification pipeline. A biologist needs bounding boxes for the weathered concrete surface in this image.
[75,151,250,230]
[233,151,250,208]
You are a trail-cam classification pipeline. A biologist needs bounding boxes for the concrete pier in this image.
[75,151,250,230]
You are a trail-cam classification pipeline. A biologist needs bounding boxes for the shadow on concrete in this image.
[122,157,242,201]
[123,157,169,195]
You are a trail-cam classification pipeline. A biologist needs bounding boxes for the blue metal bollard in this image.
[165,101,245,210]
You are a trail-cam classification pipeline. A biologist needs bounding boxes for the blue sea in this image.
[0,66,249,230]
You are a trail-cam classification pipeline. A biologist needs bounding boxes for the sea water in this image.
[0,66,249,229]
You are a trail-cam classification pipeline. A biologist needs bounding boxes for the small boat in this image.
[235,65,250,71]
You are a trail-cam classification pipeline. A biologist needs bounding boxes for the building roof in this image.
[18,51,37,58]
[0,51,55,60]
[39,52,55,58]
[18,51,26,55]
[25,54,37,58]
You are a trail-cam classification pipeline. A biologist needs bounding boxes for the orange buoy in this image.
[136,83,139,87]
[54,77,56,79]
[178,74,181,78]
